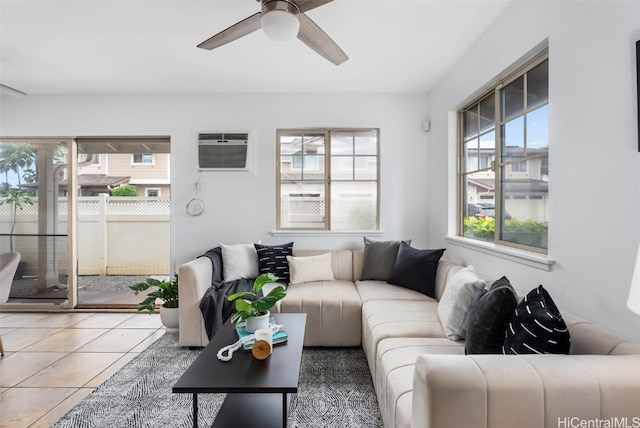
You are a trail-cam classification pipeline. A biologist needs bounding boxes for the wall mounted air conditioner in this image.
[198,132,249,170]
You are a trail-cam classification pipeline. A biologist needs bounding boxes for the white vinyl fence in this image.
[0,195,170,277]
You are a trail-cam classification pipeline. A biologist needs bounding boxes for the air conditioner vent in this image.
[198,132,249,170]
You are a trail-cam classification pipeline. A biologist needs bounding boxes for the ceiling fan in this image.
[197,0,348,65]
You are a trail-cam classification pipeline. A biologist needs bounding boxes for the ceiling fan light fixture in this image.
[261,0,300,42]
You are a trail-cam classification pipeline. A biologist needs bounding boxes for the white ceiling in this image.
[0,0,511,95]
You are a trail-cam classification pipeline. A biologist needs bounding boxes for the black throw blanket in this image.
[198,247,257,340]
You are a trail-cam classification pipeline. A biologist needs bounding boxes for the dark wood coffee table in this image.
[173,313,307,428]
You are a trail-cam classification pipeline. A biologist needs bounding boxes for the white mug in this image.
[252,328,273,359]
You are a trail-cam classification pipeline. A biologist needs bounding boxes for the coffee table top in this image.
[173,313,307,394]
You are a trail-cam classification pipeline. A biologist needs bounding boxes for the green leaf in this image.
[235,299,254,312]
[253,273,279,293]
[227,291,256,302]
[231,312,244,324]
[252,296,277,312]
[266,285,286,300]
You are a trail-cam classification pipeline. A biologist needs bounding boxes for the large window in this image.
[459,52,548,253]
[277,129,379,230]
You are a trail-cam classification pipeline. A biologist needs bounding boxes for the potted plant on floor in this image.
[129,274,179,331]
[227,273,286,332]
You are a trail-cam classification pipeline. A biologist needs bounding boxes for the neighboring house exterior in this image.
[465,147,548,223]
[77,153,171,197]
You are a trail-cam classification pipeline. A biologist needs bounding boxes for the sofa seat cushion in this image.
[276,279,361,346]
[375,337,465,428]
[356,280,434,305]
[361,300,444,374]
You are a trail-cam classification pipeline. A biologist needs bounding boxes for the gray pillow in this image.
[360,237,411,281]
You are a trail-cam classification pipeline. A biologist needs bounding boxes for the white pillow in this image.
[286,253,335,284]
[437,266,486,341]
[220,242,259,282]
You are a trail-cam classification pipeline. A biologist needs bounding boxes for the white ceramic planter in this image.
[159,306,179,332]
[245,311,270,333]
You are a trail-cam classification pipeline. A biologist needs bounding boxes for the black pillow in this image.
[465,276,518,354]
[254,242,294,283]
[503,285,571,355]
[361,237,411,281]
[387,242,445,298]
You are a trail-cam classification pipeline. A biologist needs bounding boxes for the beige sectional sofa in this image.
[178,249,640,428]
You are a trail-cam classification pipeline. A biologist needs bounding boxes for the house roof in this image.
[0,1,512,95]
[69,174,130,188]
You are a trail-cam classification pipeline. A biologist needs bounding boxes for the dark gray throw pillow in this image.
[503,285,571,355]
[254,242,294,283]
[360,237,411,281]
[464,276,518,354]
[386,242,445,298]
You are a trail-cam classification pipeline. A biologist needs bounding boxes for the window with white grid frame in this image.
[132,153,153,164]
[459,51,549,253]
[277,128,379,230]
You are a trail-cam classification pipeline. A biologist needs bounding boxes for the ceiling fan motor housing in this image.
[261,0,300,16]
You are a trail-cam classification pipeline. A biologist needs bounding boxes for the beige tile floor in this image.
[0,311,165,428]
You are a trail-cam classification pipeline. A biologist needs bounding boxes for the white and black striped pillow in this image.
[254,242,294,283]
[503,285,571,355]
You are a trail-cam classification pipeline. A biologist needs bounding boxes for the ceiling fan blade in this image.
[295,0,333,13]
[297,13,348,65]
[197,12,262,50]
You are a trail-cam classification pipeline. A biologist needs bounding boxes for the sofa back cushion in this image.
[563,313,640,355]
[291,250,354,282]
[435,260,463,302]
[353,250,364,281]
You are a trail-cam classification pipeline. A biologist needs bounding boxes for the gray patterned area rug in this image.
[53,332,383,427]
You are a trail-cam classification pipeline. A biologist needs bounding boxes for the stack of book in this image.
[235,322,289,350]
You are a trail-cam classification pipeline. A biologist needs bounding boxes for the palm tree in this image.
[0,144,36,186]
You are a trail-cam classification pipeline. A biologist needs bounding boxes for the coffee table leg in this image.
[193,393,198,428]
[282,393,287,428]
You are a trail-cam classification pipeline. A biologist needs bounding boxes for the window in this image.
[292,154,319,170]
[459,52,548,253]
[132,153,153,164]
[277,129,379,230]
[511,161,527,173]
[146,188,160,197]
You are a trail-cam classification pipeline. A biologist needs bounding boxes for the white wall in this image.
[0,92,430,268]
[427,1,640,341]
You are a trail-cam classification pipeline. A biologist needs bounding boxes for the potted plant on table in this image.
[129,274,179,331]
[227,273,286,332]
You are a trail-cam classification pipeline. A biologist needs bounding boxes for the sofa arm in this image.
[178,257,212,347]
[412,354,640,428]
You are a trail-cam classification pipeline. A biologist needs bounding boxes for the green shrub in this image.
[463,216,495,240]
[464,216,548,249]
[111,184,137,196]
